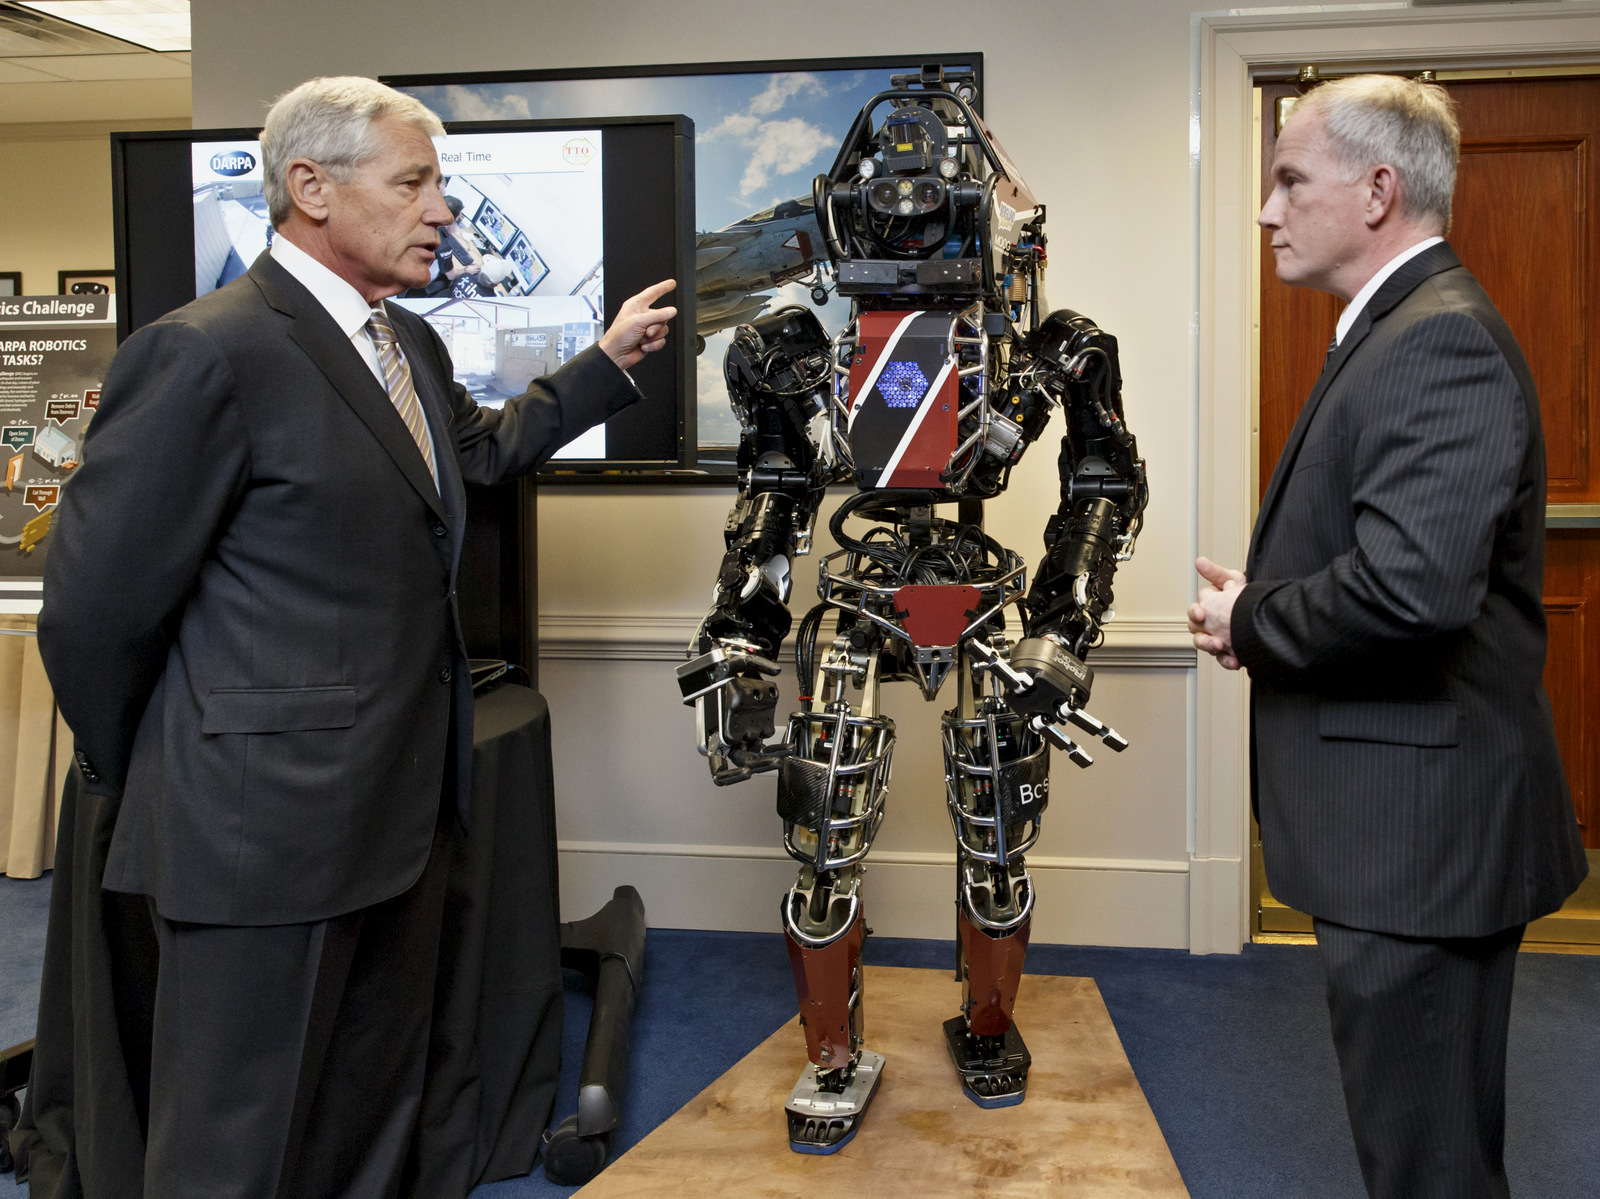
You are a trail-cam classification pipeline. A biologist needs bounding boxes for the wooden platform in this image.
[578,966,1189,1197]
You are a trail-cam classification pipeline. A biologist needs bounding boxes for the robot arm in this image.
[971,309,1148,761]
[1022,310,1147,652]
[677,307,844,785]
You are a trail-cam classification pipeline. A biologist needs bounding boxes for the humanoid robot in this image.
[676,66,1147,1154]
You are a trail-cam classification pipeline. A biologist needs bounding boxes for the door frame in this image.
[1189,2,1600,954]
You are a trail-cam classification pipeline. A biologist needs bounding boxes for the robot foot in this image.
[783,1050,885,1154]
[942,1016,1031,1109]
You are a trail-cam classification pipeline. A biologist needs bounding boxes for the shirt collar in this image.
[269,234,381,337]
[1335,235,1444,345]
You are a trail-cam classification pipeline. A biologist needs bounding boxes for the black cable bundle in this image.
[828,490,1013,587]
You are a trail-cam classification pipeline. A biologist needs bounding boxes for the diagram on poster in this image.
[0,294,114,578]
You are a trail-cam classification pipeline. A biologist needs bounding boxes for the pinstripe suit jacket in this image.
[1234,241,1587,938]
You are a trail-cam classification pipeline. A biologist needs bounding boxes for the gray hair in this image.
[261,76,445,226]
[1292,74,1460,233]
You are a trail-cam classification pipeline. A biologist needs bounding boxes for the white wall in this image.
[187,0,1393,950]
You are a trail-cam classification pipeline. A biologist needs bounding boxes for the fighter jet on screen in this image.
[694,196,833,352]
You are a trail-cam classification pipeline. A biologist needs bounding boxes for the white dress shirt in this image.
[269,235,441,483]
[1334,235,1444,346]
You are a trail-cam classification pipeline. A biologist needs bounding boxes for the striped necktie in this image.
[1323,335,1338,372]
[365,307,439,489]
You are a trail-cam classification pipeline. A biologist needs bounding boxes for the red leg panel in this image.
[958,906,1030,1036]
[785,909,866,1069]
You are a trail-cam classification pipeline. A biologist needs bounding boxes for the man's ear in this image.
[284,158,332,223]
[1365,163,1400,228]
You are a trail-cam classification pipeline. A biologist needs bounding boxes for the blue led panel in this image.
[878,360,930,408]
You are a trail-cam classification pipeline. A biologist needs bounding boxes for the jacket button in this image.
[439,665,453,684]
[432,522,448,537]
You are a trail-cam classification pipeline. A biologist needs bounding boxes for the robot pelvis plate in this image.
[846,311,959,489]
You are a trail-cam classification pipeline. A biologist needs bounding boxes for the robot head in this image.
[813,66,1042,305]
[855,105,963,255]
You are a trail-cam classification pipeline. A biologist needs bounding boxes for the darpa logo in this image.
[209,150,256,177]
[562,138,595,166]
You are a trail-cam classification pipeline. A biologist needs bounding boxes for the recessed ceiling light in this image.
[14,1,190,53]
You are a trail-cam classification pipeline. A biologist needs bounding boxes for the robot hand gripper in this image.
[677,64,1147,1154]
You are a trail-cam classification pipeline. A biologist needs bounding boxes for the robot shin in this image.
[944,694,1047,1039]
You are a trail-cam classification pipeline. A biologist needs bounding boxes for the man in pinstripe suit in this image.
[1188,76,1587,1198]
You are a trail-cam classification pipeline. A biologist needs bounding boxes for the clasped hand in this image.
[1188,556,1245,671]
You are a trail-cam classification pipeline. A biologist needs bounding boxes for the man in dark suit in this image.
[36,76,674,1197]
[1188,75,1587,1198]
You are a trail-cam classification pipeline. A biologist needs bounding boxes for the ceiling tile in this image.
[22,50,188,80]
[0,6,135,56]
[15,2,190,53]
[0,56,63,82]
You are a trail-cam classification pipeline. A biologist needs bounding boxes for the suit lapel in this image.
[249,254,448,522]
[1249,241,1464,571]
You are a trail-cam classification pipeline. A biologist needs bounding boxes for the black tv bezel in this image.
[110,115,698,482]
[380,52,982,99]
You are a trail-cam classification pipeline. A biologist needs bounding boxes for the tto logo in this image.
[209,150,257,177]
[562,138,595,167]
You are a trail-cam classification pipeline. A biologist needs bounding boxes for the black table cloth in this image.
[10,683,564,1199]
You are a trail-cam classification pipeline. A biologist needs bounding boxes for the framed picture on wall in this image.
[59,270,115,296]
[385,53,983,468]
[0,272,20,297]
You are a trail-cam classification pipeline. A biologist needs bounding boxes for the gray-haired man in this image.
[38,76,675,1196]
[1188,76,1585,1198]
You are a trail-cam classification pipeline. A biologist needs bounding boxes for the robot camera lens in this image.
[868,180,899,211]
[913,180,944,210]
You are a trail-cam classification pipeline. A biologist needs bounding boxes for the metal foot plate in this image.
[784,1050,885,1154]
[942,1016,1030,1108]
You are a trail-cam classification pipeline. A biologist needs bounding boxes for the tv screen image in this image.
[472,196,516,252]
[119,116,692,475]
[500,231,549,295]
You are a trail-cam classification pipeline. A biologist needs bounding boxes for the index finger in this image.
[628,279,677,309]
[1195,556,1236,588]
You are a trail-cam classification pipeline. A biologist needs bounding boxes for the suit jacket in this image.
[37,252,637,926]
[1234,241,1587,939]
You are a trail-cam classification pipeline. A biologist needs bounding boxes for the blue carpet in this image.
[0,875,50,1054]
[4,875,1599,1197]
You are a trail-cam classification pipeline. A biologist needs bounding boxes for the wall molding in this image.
[558,841,1191,947]
[539,612,1198,667]
[559,838,1189,875]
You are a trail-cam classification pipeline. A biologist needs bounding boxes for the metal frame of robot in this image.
[675,64,1149,1155]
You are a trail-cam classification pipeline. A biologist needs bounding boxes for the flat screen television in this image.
[112,116,697,478]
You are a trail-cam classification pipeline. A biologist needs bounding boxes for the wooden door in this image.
[1258,76,1600,853]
